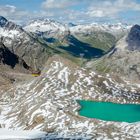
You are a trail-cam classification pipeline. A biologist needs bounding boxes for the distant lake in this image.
[78,100,140,123]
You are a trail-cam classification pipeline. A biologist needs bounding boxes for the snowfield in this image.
[0,128,46,139]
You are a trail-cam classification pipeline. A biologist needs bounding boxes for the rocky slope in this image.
[126,24,140,51]
[87,24,140,82]
[0,55,140,139]
[0,41,33,85]
[0,16,50,72]
[0,42,30,70]
[0,16,55,85]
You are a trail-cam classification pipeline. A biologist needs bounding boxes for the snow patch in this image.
[0,128,46,139]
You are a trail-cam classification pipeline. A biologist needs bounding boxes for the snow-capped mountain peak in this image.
[70,23,132,37]
[24,18,68,33]
[0,17,25,40]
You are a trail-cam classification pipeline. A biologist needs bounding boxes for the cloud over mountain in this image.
[87,0,140,18]
[0,0,140,24]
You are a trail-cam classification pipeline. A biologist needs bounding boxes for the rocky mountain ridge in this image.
[24,19,131,39]
[0,16,51,72]
[126,24,140,51]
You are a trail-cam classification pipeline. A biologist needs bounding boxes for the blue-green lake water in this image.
[78,100,140,123]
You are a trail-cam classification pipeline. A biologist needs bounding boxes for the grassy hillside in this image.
[74,32,116,52]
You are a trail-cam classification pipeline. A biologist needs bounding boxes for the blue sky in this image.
[0,0,140,24]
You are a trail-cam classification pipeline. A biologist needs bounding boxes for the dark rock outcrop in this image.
[0,16,7,27]
[0,42,30,70]
[0,43,18,68]
[126,24,140,51]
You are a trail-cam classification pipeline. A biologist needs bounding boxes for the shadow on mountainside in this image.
[0,44,19,68]
[58,35,105,59]
[0,43,30,70]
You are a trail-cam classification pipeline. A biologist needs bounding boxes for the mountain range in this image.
[0,16,140,139]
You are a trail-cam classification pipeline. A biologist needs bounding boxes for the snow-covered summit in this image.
[0,16,43,42]
[0,16,24,40]
[0,16,132,37]
[24,18,68,33]
[24,18,132,40]
[70,22,132,36]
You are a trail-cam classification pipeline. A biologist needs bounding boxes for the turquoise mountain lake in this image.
[78,100,140,123]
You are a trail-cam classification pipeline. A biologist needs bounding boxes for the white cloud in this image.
[0,5,29,20]
[6,5,16,13]
[0,5,53,24]
[0,5,16,17]
[87,0,140,18]
[41,0,140,23]
[0,0,140,24]
[87,10,104,18]
[42,0,74,9]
